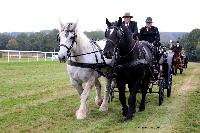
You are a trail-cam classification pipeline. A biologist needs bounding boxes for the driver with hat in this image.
[122,12,138,39]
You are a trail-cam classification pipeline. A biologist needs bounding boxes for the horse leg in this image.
[76,77,95,119]
[94,78,103,106]
[99,77,111,111]
[139,82,148,112]
[175,67,177,74]
[71,79,83,96]
[126,81,140,121]
[118,82,128,117]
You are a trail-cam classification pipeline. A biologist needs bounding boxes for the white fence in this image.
[0,50,59,62]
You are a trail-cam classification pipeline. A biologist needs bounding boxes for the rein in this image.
[69,50,103,57]
[119,42,137,58]
[106,38,118,47]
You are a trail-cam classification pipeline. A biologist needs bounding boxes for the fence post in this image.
[8,51,10,62]
[45,53,47,61]
[37,53,39,61]
[19,51,21,62]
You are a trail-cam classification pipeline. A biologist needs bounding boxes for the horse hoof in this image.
[139,108,145,112]
[99,104,108,111]
[76,111,87,119]
[95,97,103,106]
[75,107,89,119]
[123,116,133,122]
[122,107,128,116]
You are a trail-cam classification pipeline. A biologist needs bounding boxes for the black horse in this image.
[103,17,154,121]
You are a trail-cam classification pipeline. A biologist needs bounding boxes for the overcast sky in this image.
[0,0,199,32]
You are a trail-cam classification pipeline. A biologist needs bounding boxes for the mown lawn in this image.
[0,61,199,132]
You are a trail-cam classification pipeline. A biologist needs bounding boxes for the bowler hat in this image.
[145,17,153,23]
[122,12,133,18]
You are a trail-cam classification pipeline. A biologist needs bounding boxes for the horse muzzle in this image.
[58,56,66,63]
[58,54,67,63]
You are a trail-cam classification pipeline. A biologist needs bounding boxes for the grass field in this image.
[0,61,200,132]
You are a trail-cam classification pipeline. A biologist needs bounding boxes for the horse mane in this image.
[75,28,91,49]
[121,25,133,44]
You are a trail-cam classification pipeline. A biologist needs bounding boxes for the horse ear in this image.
[106,18,111,27]
[117,17,122,27]
[59,18,64,30]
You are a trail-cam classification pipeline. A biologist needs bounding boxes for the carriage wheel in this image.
[108,86,115,103]
[167,73,172,97]
[175,67,177,75]
[172,65,176,75]
[180,68,183,74]
[159,79,164,105]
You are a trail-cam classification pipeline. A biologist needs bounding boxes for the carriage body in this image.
[145,47,173,105]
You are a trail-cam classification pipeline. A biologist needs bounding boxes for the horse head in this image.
[57,20,78,63]
[103,17,124,59]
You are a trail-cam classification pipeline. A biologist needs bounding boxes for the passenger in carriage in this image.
[139,17,160,46]
[172,41,182,53]
[139,17,161,75]
[122,12,138,40]
[173,41,184,61]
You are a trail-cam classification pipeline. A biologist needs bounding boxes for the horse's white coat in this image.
[58,21,112,119]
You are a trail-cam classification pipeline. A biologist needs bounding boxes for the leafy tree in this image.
[180,28,200,61]
[7,38,18,50]
[0,33,11,49]
[84,30,105,40]
[16,33,30,51]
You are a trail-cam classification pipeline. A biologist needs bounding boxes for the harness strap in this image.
[67,60,113,78]
[92,41,106,64]
[91,41,99,63]
[67,60,109,69]
[69,50,103,57]
[119,41,138,58]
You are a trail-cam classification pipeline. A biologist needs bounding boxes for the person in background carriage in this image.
[172,41,182,53]
[139,17,160,46]
[172,41,183,61]
[122,12,138,40]
[139,17,161,74]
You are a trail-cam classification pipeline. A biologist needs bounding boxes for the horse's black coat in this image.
[104,17,154,121]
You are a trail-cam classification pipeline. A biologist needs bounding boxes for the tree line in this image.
[0,29,105,52]
[0,28,200,61]
[179,28,200,62]
[0,29,59,52]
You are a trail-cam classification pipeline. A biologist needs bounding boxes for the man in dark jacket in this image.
[139,17,161,75]
[122,12,138,39]
[139,17,160,46]
[172,41,182,53]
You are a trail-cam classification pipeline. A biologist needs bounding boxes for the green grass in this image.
[0,61,200,132]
